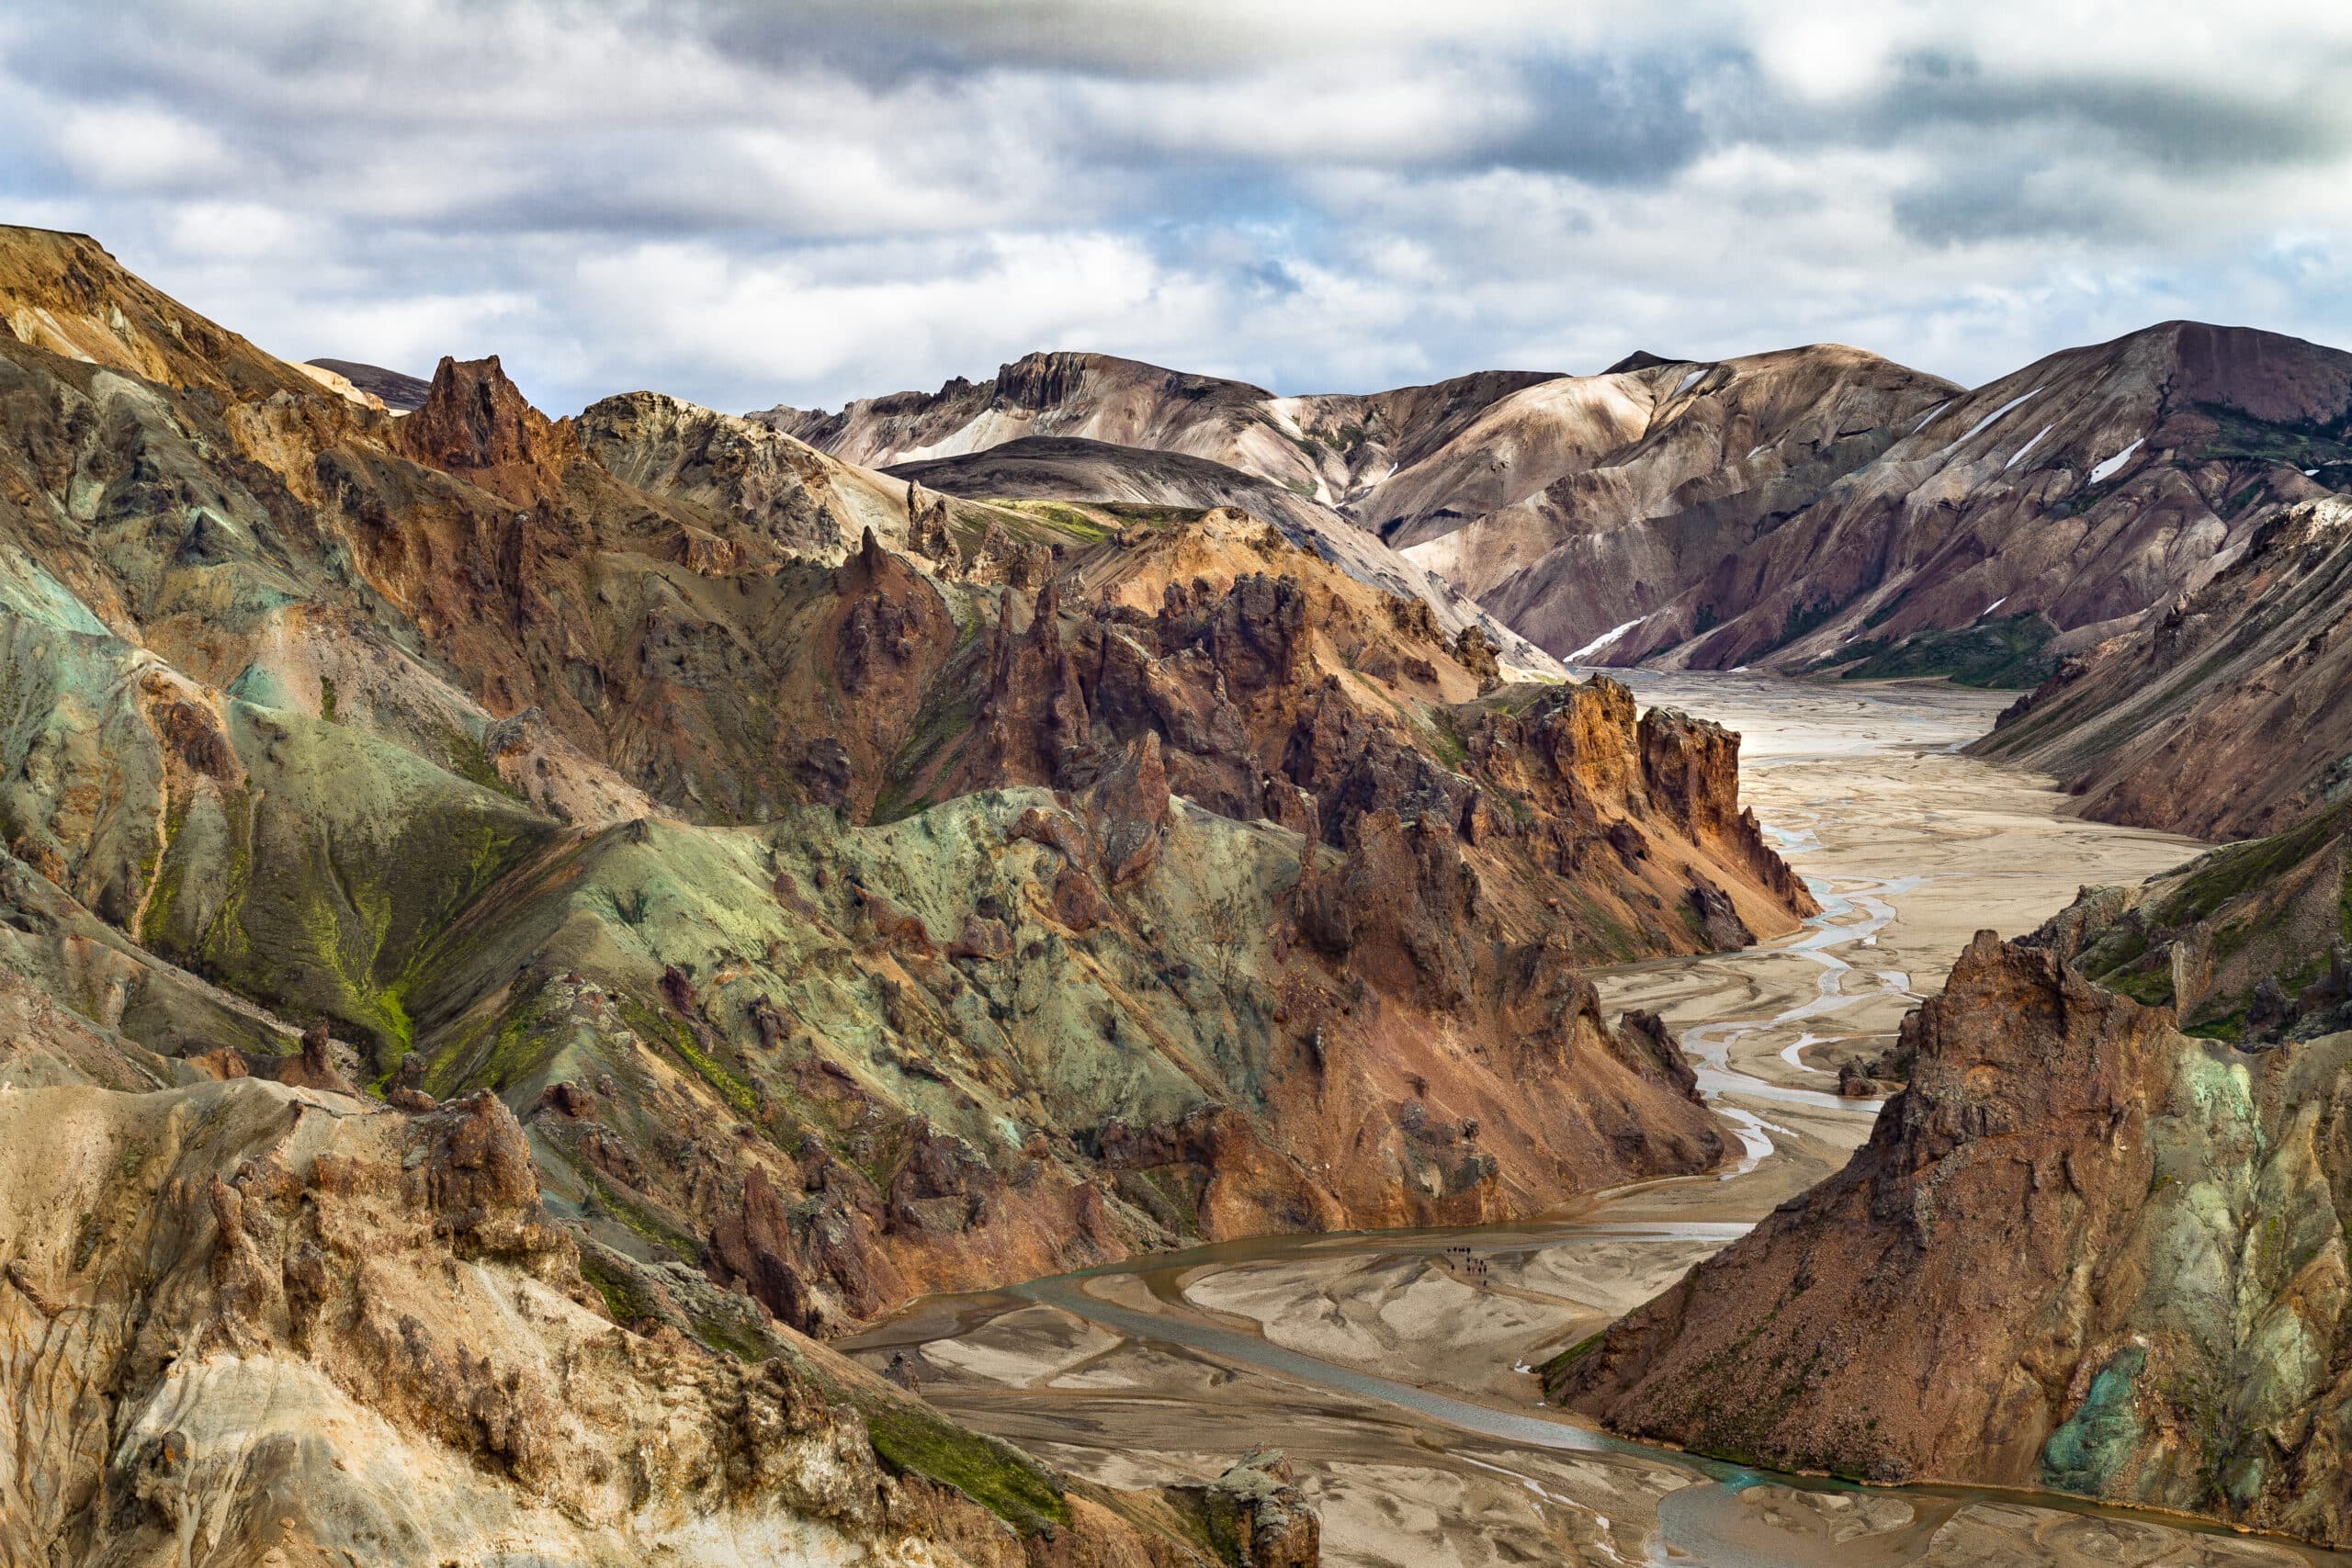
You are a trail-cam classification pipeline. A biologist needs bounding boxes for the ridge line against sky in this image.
[3,0,2349,416]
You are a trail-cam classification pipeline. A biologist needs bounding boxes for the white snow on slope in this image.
[1940,387,2042,457]
[1910,398,1952,434]
[1568,615,1645,662]
[2088,436,2143,484]
[2007,423,2055,468]
[1674,367,1706,396]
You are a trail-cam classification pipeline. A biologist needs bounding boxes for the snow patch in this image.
[1568,615,1645,662]
[1941,387,2042,457]
[2089,436,2143,484]
[1980,594,2008,617]
[1673,367,1707,396]
[2006,422,2055,468]
[1909,398,1952,434]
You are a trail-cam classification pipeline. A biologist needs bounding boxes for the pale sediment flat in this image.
[847,674,2332,1568]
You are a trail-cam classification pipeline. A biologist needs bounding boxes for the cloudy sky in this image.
[5,1,2349,415]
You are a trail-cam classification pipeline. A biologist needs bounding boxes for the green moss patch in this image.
[856,1394,1069,1534]
[1826,613,2058,689]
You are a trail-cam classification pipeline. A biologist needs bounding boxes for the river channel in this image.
[843,674,2334,1567]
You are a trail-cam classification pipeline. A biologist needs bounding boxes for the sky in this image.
[5,0,2350,416]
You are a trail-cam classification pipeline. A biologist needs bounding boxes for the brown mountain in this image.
[877,433,1561,676]
[0,228,1811,1561]
[764,350,1559,508]
[1613,321,2352,680]
[1362,345,1958,658]
[770,345,1961,665]
[1973,495,2352,840]
[773,356,1569,677]
[1551,805,2352,1544]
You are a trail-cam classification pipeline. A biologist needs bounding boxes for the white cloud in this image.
[52,104,233,189]
[0,0,2347,413]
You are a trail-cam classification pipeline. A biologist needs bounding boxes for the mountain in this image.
[1361,345,1959,658]
[1973,496,2352,840]
[307,355,435,411]
[0,228,1812,1562]
[763,350,1559,509]
[1612,321,2352,678]
[877,433,1561,677]
[1551,807,2352,1544]
[773,356,1568,678]
[774,346,1960,665]
[795,325,2352,691]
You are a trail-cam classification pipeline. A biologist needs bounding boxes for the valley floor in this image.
[842,675,2335,1567]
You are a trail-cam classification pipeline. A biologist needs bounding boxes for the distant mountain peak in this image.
[1602,350,1679,374]
[307,356,433,412]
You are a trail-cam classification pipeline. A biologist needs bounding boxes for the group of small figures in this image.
[1440,1245,1489,1280]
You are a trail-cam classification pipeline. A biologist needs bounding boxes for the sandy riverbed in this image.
[845,676,2328,1568]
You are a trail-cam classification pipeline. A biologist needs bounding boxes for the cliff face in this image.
[1555,818,2352,1545]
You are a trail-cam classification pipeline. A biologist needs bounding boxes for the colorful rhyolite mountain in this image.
[0,226,1815,1563]
[779,323,2351,690]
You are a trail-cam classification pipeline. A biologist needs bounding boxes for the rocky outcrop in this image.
[397,353,581,506]
[1554,908,2352,1547]
[1180,1447,1319,1568]
[2027,805,2352,1043]
[575,389,914,562]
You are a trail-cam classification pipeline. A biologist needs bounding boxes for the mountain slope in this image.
[765,350,1559,509]
[1370,345,1958,657]
[1973,496,2352,840]
[1614,321,2352,677]
[878,433,1562,677]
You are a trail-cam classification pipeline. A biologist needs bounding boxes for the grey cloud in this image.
[0,1,2348,415]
